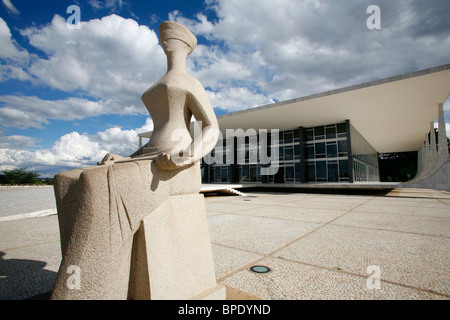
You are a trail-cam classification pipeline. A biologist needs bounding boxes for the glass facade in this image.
[304,123,350,183]
[202,120,380,184]
[266,128,303,183]
[205,141,233,183]
[236,135,263,183]
[349,125,380,182]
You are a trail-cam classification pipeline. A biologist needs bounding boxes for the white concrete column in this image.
[428,121,438,172]
[422,130,431,177]
[437,103,449,163]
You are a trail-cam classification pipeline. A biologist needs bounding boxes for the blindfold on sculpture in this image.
[159,21,197,55]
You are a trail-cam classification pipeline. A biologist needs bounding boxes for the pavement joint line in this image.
[347,208,450,219]
[271,255,450,298]
[326,222,450,239]
[207,212,228,217]
[435,198,450,207]
[219,211,328,226]
[276,203,367,211]
[2,239,60,253]
[363,202,450,210]
[207,204,269,214]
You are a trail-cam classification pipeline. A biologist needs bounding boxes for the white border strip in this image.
[0,209,57,222]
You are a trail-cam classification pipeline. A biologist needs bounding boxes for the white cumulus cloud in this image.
[0,117,154,176]
[20,14,165,109]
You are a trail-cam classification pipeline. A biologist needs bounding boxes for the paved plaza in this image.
[0,186,56,221]
[0,186,449,300]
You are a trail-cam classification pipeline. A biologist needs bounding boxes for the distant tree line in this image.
[0,168,53,185]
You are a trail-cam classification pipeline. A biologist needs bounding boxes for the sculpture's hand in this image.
[155,152,195,171]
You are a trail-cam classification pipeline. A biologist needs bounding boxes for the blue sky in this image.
[0,0,449,177]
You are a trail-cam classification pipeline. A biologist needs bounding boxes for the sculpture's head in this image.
[159,21,197,56]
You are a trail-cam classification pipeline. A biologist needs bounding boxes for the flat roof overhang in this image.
[216,64,450,153]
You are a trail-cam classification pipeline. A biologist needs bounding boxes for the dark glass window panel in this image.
[241,166,249,181]
[339,160,349,179]
[306,145,315,159]
[286,166,295,179]
[306,129,314,141]
[314,126,325,140]
[249,166,257,182]
[315,142,326,155]
[327,143,337,158]
[338,140,348,155]
[284,132,293,144]
[314,126,325,136]
[295,162,302,181]
[294,129,300,141]
[326,126,336,139]
[316,161,327,179]
[337,123,346,134]
[337,123,347,138]
[285,147,294,160]
[214,167,220,180]
[307,163,316,182]
[328,163,338,182]
[221,168,228,181]
[257,165,262,179]
[294,144,301,159]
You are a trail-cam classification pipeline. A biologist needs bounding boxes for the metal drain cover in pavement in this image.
[249,265,271,274]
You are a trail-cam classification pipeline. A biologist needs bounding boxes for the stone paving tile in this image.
[0,187,56,217]
[353,202,450,218]
[305,195,373,204]
[332,210,450,237]
[211,244,263,280]
[208,214,319,255]
[275,224,449,296]
[221,257,444,300]
[367,197,450,209]
[205,201,266,214]
[280,198,363,211]
[0,215,60,251]
[206,210,226,217]
[229,205,348,224]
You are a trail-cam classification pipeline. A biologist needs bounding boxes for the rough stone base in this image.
[128,193,225,300]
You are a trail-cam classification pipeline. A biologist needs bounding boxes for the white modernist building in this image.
[139,64,450,190]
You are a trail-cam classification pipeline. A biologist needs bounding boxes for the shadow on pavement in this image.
[0,251,56,300]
